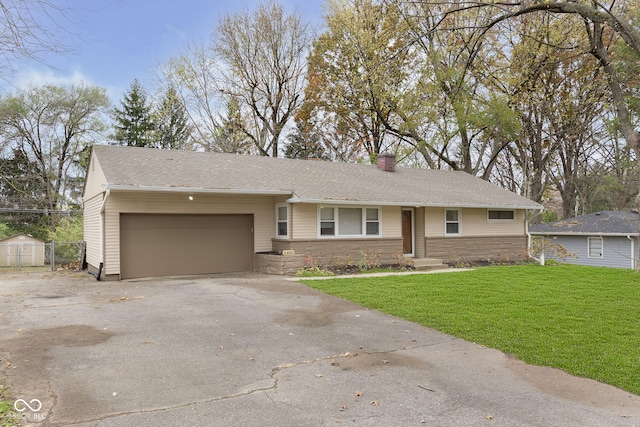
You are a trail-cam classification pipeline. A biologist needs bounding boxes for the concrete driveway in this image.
[1,271,639,426]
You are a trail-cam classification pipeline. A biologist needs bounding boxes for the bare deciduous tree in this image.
[0,0,72,78]
[215,1,312,156]
[159,1,312,156]
[411,0,640,209]
[0,84,109,222]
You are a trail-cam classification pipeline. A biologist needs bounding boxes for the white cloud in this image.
[11,67,96,90]
[3,66,123,104]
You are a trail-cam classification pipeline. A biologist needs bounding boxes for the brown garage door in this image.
[120,214,253,279]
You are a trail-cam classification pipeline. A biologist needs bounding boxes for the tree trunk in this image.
[588,22,640,219]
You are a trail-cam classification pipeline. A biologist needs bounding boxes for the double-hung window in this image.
[588,236,603,258]
[276,204,288,238]
[445,209,461,235]
[319,206,380,237]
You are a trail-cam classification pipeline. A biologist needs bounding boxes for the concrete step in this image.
[412,258,449,271]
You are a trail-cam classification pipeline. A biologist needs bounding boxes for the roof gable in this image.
[83,149,109,200]
[529,211,639,235]
[0,233,44,243]
[88,145,541,209]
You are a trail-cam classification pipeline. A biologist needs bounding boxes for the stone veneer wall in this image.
[425,236,528,263]
[265,238,404,271]
[254,253,306,275]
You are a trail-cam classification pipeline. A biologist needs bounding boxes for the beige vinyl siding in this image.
[83,193,103,269]
[291,204,317,239]
[381,206,401,238]
[464,208,525,235]
[425,207,444,237]
[425,207,526,238]
[103,191,275,276]
[415,207,426,257]
[83,152,108,201]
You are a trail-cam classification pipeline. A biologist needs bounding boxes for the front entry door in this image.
[402,209,413,255]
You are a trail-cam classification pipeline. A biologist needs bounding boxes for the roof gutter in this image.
[106,184,292,197]
[529,232,640,237]
[287,197,542,210]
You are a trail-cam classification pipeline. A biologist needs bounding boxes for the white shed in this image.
[0,234,46,267]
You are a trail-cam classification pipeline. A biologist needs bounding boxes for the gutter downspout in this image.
[527,210,544,265]
[90,189,110,281]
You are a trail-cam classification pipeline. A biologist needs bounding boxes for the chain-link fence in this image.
[0,241,84,272]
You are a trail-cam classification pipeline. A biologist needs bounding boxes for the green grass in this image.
[303,264,640,395]
[0,385,17,427]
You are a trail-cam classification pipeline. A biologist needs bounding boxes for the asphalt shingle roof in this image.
[529,211,639,235]
[91,145,541,209]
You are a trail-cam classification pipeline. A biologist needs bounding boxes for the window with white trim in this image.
[445,209,461,235]
[319,206,380,237]
[487,209,515,221]
[588,236,603,258]
[276,204,288,238]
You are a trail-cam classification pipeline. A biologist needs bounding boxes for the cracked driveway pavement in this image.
[1,271,640,426]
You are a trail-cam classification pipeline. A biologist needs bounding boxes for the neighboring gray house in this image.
[529,211,640,269]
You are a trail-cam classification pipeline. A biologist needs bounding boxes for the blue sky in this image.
[8,0,325,102]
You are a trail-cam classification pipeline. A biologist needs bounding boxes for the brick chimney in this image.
[377,152,396,172]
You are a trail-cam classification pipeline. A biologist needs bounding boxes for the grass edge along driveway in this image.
[303,264,640,396]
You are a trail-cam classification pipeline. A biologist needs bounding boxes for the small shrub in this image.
[296,266,335,277]
[450,257,472,268]
[530,236,577,261]
[395,253,414,270]
[357,251,380,272]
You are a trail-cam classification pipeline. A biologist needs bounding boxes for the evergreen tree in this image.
[210,97,252,153]
[154,86,192,150]
[284,121,328,160]
[112,79,155,147]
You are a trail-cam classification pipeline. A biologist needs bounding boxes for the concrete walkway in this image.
[289,267,474,280]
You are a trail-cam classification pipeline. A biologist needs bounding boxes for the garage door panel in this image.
[120,214,253,279]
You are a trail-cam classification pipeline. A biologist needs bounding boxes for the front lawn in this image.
[303,264,640,395]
